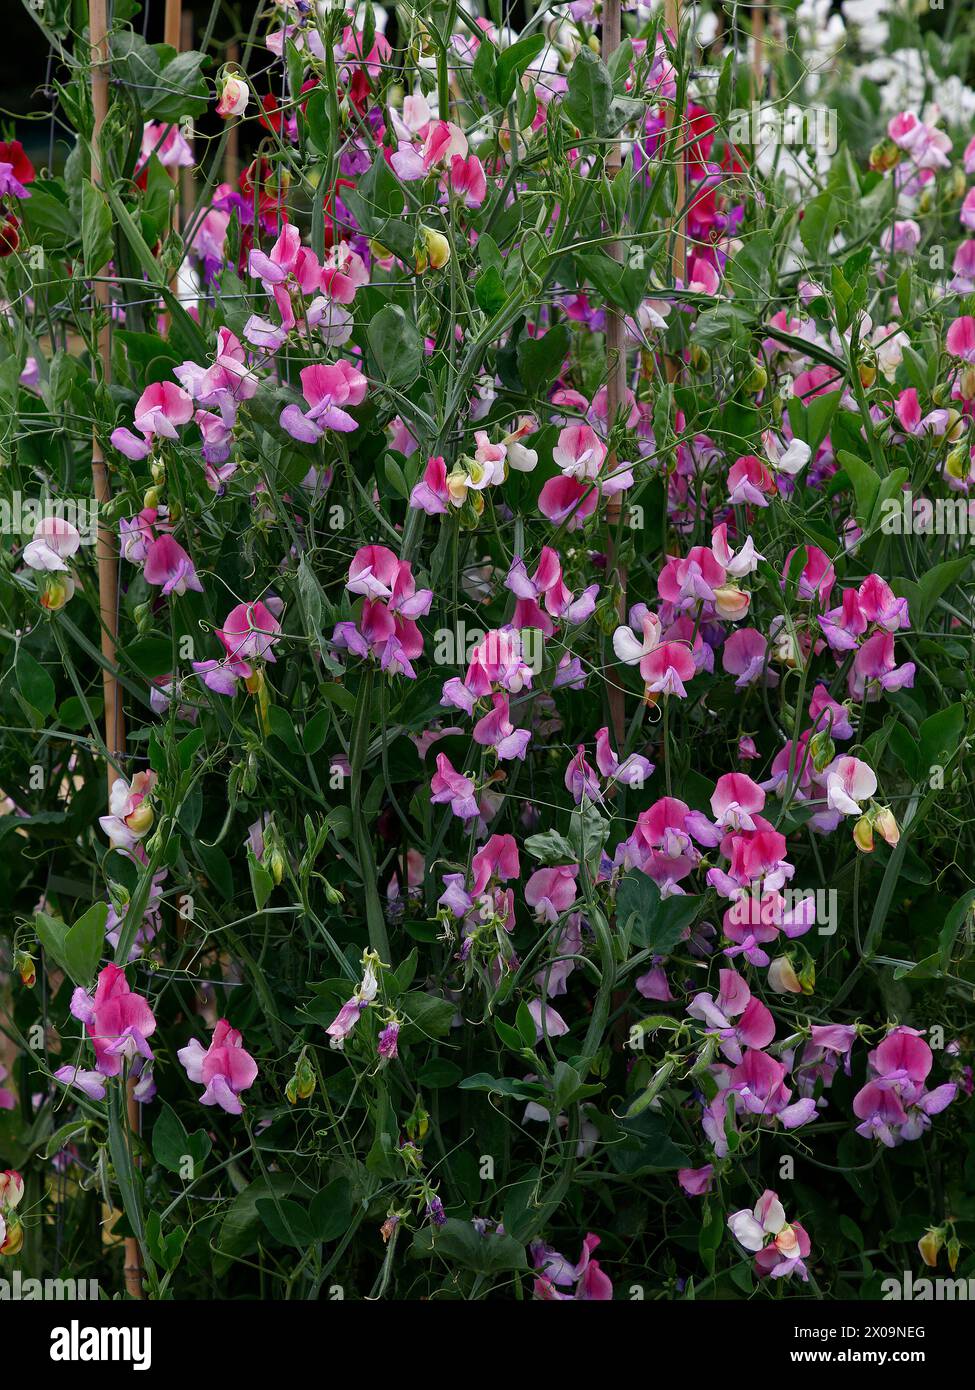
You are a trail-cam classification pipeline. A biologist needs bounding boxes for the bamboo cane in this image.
[602,0,627,747]
[89,0,143,1302]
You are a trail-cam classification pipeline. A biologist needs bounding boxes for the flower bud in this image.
[874,806,899,847]
[797,957,816,994]
[745,361,768,395]
[768,956,802,993]
[690,344,710,373]
[15,950,35,988]
[40,573,75,612]
[809,729,835,773]
[416,226,451,272]
[143,487,161,510]
[869,139,900,172]
[126,801,155,836]
[947,1236,961,1272]
[918,1227,944,1268]
[216,73,250,120]
[853,815,875,853]
[0,1216,23,1256]
[269,848,285,885]
[0,1172,24,1208]
[150,459,166,487]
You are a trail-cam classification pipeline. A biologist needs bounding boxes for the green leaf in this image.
[615,871,703,953]
[256,1196,317,1248]
[16,650,56,717]
[399,990,456,1042]
[523,829,577,863]
[310,1176,353,1241]
[475,265,507,316]
[608,1111,690,1174]
[516,324,569,396]
[939,890,975,970]
[35,902,107,987]
[152,1102,211,1177]
[368,304,423,389]
[918,703,965,777]
[82,179,114,276]
[248,854,274,911]
[411,1218,527,1273]
[495,35,545,106]
[564,48,642,137]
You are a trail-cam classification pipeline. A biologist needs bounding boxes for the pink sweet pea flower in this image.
[472,693,532,760]
[678,1165,714,1196]
[727,453,776,506]
[525,865,579,923]
[532,1232,613,1301]
[280,360,367,441]
[946,315,975,363]
[471,833,520,893]
[178,1019,258,1115]
[216,74,249,119]
[430,753,479,821]
[143,534,204,596]
[70,964,157,1078]
[446,153,487,207]
[538,474,599,528]
[710,773,765,832]
[218,599,281,665]
[134,381,194,440]
[594,726,653,788]
[409,455,450,514]
[553,423,606,480]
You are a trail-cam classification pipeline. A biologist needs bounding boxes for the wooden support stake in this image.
[89,0,142,1302]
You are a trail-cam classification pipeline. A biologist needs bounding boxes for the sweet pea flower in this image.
[532,1233,613,1301]
[553,423,606,480]
[525,865,579,924]
[728,1190,811,1280]
[594,726,653,788]
[325,956,380,1048]
[53,1065,108,1102]
[527,998,569,1042]
[22,516,81,572]
[727,453,777,506]
[853,1026,957,1146]
[430,753,479,821]
[142,534,204,596]
[280,360,367,441]
[473,693,532,761]
[471,833,520,894]
[178,1019,258,1114]
[678,1165,715,1196]
[216,74,249,119]
[722,629,776,689]
[70,964,156,1077]
[409,455,450,514]
[99,771,157,850]
[946,316,975,363]
[538,474,600,529]
[687,968,775,1063]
